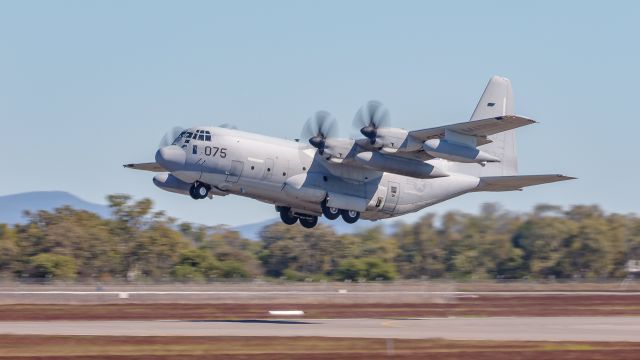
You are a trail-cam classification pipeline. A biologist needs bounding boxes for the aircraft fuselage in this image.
[164,127,480,221]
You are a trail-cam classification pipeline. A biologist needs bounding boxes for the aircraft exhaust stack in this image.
[354,151,448,178]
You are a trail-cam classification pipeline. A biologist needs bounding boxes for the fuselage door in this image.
[226,160,244,183]
[382,181,400,213]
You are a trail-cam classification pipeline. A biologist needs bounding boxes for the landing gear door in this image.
[226,160,244,183]
[382,181,400,213]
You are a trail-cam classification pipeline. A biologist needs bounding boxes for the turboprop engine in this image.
[423,139,500,164]
[354,151,448,179]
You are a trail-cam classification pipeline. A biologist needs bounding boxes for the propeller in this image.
[219,123,238,129]
[353,100,390,144]
[302,110,338,155]
[158,126,186,148]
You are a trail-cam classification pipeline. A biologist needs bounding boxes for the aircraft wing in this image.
[409,115,536,145]
[476,174,576,192]
[123,162,167,172]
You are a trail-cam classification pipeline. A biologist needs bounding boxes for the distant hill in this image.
[0,191,111,224]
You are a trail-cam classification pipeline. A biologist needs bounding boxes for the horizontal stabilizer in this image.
[123,162,167,172]
[410,115,535,146]
[476,174,575,192]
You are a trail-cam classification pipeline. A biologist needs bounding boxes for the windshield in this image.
[171,129,212,146]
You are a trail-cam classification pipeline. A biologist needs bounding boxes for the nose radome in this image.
[155,145,186,171]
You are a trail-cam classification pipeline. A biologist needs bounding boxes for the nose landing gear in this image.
[189,182,211,200]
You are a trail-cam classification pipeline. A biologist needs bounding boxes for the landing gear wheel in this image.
[299,216,318,229]
[340,209,360,224]
[279,208,298,225]
[321,200,340,220]
[190,182,210,200]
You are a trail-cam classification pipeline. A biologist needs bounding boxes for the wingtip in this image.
[557,174,577,180]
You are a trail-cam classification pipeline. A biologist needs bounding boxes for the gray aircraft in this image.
[125,76,574,228]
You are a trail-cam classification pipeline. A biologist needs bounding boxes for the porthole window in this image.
[251,166,255,170]
[282,172,286,176]
[267,168,271,172]
[303,167,307,171]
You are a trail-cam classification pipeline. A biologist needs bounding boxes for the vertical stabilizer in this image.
[449,76,518,177]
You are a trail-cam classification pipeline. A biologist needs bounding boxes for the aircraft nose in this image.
[155,145,186,171]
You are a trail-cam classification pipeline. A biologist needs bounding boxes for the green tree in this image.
[335,258,397,281]
[0,224,18,275]
[28,253,77,280]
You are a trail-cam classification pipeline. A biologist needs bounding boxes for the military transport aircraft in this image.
[125,76,574,228]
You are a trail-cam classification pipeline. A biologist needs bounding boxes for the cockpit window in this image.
[170,129,212,145]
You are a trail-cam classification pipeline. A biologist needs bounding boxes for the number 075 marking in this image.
[204,146,227,158]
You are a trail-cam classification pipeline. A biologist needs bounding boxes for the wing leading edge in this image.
[409,115,536,146]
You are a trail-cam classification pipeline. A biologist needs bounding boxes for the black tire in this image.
[189,183,200,200]
[321,200,341,220]
[299,216,318,229]
[279,208,298,225]
[341,209,360,224]
[193,183,210,199]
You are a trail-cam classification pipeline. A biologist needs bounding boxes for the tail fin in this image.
[449,76,518,176]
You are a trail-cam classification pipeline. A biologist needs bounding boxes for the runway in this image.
[2,317,640,341]
[2,290,640,304]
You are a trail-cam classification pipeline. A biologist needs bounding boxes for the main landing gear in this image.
[321,200,360,224]
[278,206,319,229]
[189,182,211,200]
[276,201,360,229]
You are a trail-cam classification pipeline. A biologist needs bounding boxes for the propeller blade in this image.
[301,110,338,154]
[158,126,185,148]
[353,100,390,143]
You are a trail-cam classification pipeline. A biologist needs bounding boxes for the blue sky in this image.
[1,1,638,226]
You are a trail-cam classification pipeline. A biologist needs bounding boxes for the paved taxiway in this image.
[2,317,640,341]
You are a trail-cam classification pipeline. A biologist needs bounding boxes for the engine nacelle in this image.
[423,139,500,164]
[153,173,192,195]
[370,128,423,153]
[354,151,448,178]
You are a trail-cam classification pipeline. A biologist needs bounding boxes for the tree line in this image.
[0,194,639,282]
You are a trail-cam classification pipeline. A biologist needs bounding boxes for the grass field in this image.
[2,336,640,360]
